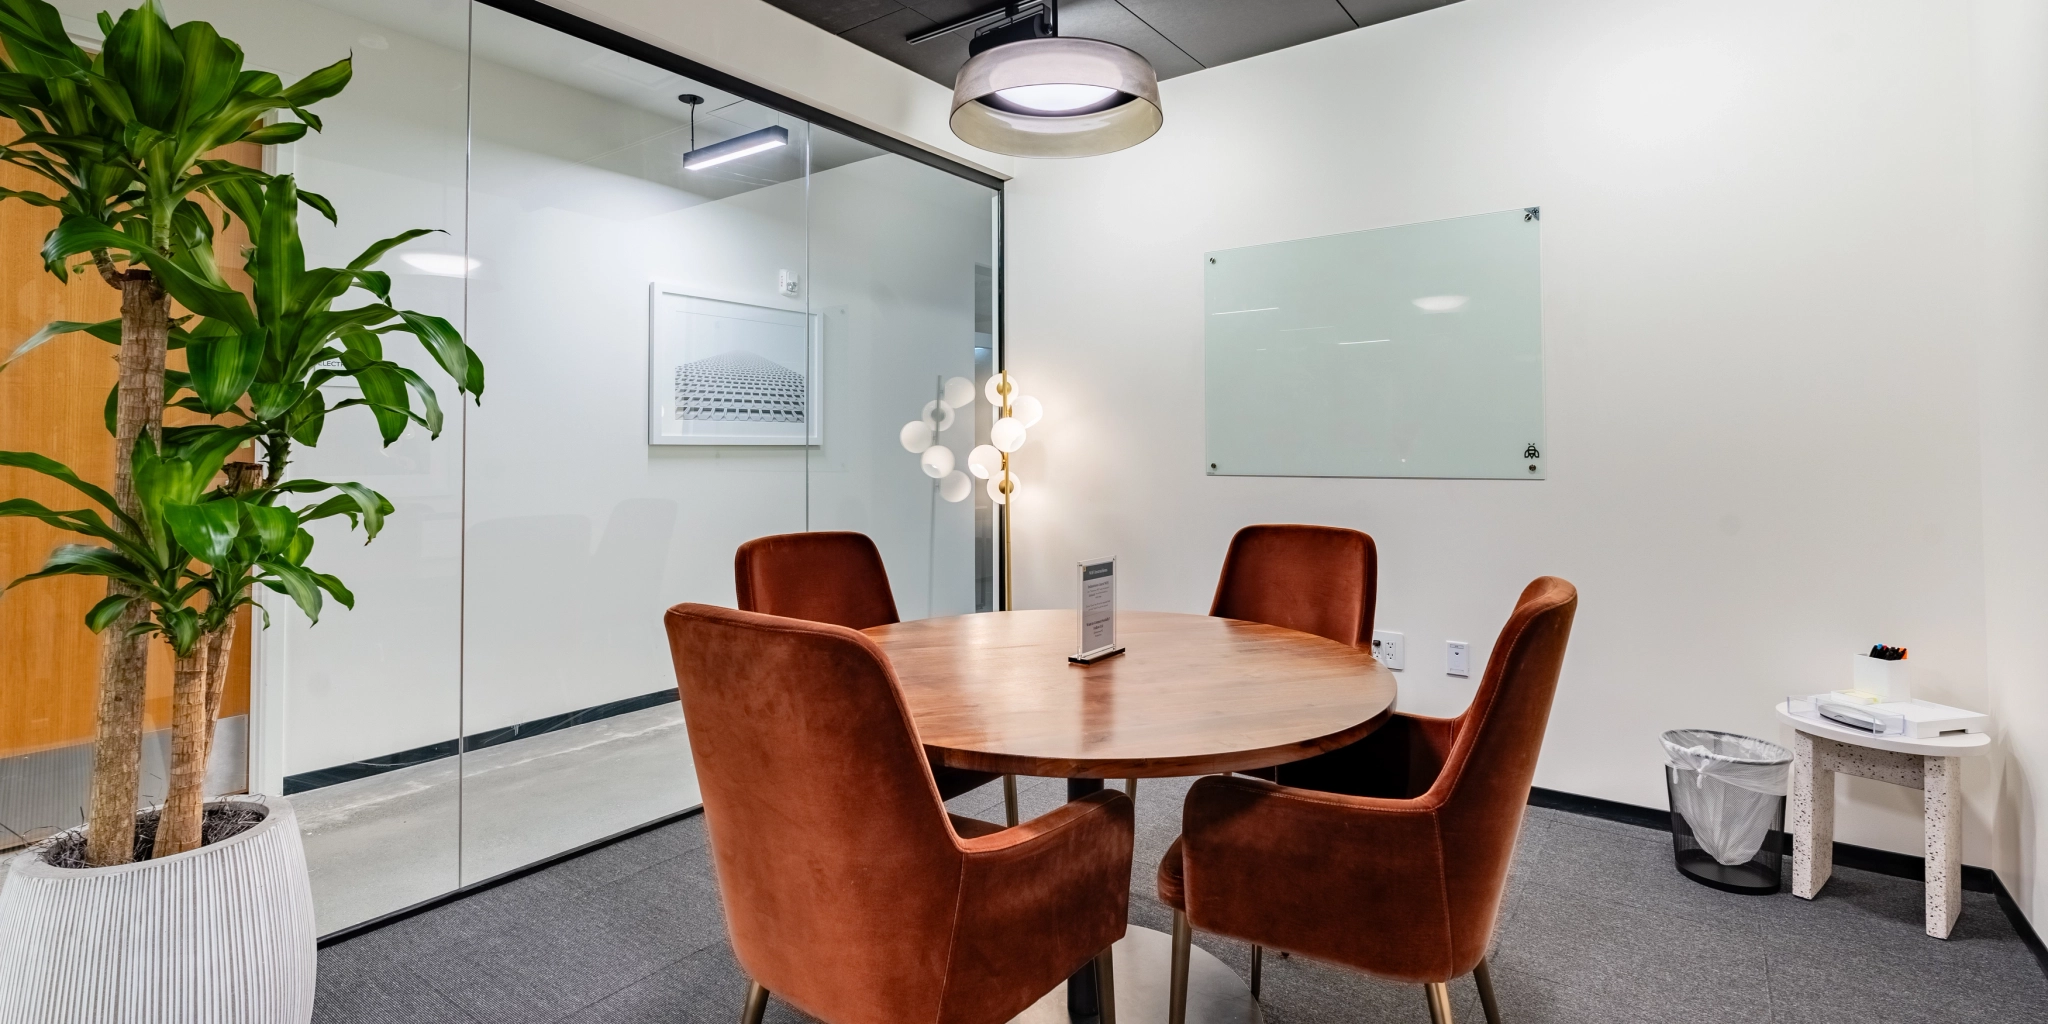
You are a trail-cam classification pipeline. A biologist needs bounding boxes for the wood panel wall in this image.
[0,132,261,758]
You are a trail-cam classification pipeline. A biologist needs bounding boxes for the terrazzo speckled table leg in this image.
[1791,731,1834,899]
[1924,754,1961,939]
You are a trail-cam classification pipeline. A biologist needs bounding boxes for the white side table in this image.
[1774,702,1990,938]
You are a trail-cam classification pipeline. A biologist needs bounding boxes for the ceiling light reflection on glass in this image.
[401,252,480,277]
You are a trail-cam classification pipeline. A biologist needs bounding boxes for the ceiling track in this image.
[906,0,1050,46]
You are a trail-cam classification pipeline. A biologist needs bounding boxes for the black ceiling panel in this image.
[1337,0,1463,30]
[768,0,1464,88]
[760,0,906,36]
[1112,0,1355,68]
[1056,0,1204,81]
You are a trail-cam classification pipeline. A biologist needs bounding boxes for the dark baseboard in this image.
[284,689,680,795]
[316,804,703,948]
[1528,785,2047,977]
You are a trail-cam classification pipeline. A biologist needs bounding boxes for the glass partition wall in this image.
[13,0,998,934]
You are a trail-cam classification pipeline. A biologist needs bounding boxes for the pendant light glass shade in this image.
[951,38,1161,158]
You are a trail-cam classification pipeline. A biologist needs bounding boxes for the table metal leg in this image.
[1925,755,1962,939]
[1067,778,1106,1019]
[1791,731,1834,899]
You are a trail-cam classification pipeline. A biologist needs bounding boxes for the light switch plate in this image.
[1371,631,1404,670]
[1446,640,1470,677]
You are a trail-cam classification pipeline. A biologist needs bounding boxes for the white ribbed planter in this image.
[0,795,317,1024]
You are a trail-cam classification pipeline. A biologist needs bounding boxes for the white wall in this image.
[1971,0,2048,930]
[1005,0,2019,880]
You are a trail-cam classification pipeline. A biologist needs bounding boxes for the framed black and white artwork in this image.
[648,284,822,446]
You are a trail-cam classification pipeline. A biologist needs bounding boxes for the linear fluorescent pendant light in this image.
[931,0,1160,158]
[684,125,789,170]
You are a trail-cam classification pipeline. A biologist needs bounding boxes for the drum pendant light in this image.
[945,1,1161,158]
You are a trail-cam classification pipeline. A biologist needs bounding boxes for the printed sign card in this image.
[1071,557,1125,664]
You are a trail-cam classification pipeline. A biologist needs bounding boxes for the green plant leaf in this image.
[10,544,150,590]
[287,386,325,445]
[257,556,322,623]
[159,604,202,654]
[312,570,354,609]
[346,228,437,271]
[0,498,139,556]
[85,592,137,632]
[283,526,313,565]
[163,497,239,565]
[297,187,335,225]
[183,324,261,413]
[1,319,105,371]
[103,1,185,130]
[277,55,350,108]
[393,309,482,398]
[248,381,302,420]
[0,450,128,524]
[239,120,304,145]
[251,174,302,326]
[170,18,241,131]
[243,502,296,552]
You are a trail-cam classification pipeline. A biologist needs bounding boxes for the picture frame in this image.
[648,284,822,446]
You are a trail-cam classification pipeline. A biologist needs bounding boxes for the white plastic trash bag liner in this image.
[1662,729,1791,867]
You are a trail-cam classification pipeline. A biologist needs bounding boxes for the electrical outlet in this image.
[1446,640,1470,677]
[1371,631,1404,670]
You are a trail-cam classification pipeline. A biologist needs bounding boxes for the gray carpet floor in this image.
[312,776,2048,1024]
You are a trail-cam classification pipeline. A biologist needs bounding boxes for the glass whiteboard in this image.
[1204,209,1545,480]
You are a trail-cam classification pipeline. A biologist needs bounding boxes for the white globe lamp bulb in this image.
[921,399,956,432]
[939,470,971,502]
[967,444,1001,480]
[900,420,933,453]
[990,417,1026,453]
[984,371,1014,407]
[1011,394,1043,429]
[942,376,975,409]
[987,470,1019,504]
[920,445,955,478]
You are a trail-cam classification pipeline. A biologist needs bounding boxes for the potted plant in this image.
[0,2,481,1019]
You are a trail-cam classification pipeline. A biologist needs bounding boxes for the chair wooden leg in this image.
[1473,957,1501,1024]
[1249,944,1262,999]
[1168,911,1193,1024]
[1094,943,1117,1024]
[1424,982,1455,1024]
[1003,775,1019,827]
[741,981,768,1024]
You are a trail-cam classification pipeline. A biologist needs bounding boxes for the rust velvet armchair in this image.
[735,531,1018,824]
[665,603,1135,1024]
[1160,577,1579,1024]
[1210,524,1378,646]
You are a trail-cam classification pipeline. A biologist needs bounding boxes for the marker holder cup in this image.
[1849,655,1912,703]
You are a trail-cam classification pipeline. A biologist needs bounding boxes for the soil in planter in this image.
[40,805,268,869]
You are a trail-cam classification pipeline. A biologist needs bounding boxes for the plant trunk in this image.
[152,642,210,859]
[82,273,169,868]
[199,615,236,765]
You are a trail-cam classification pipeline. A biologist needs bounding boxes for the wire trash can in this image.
[1661,729,1792,894]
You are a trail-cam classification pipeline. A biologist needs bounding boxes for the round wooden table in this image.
[865,610,1398,1024]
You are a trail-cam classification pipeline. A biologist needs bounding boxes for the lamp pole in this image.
[996,374,1015,610]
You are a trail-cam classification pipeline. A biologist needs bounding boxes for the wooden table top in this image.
[865,610,1398,779]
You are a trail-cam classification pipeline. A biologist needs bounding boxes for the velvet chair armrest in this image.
[1180,774,1463,983]
[939,791,1135,1023]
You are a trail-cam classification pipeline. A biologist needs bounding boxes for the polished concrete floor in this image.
[312,775,2048,1024]
[294,703,697,933]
